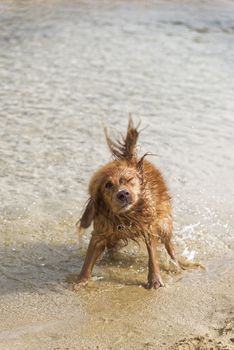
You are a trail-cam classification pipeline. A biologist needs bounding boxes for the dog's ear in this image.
[77,197,95,230]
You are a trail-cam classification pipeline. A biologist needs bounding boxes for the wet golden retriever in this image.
[75,117,178,289]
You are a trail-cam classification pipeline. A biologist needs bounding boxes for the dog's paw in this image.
[146,278,164,290]
[71,276,89,290]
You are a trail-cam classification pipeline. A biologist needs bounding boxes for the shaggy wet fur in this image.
[75,117,178,289]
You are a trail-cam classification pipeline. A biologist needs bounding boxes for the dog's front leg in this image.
[145,234,164,289]
[75,233,106,286]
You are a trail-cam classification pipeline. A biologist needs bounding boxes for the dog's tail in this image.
[104,115,140,162]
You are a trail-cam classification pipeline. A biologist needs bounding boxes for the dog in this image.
[75,117,178,289]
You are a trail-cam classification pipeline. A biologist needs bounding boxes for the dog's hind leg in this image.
[106,240,127,254]
[157,217,181,268]
[164,237,177,262]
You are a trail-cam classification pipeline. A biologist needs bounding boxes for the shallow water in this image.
[0,0,234,349]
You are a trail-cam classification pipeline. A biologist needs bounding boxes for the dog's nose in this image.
[117,189,130,202]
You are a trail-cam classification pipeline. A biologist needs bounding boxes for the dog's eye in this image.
[127,177,135,184]
[119,177,126,185]
[105,181,114,189]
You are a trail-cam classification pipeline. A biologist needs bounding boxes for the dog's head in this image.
[99,165,141,213]
[78,162,143,230]
[78,117,146,230]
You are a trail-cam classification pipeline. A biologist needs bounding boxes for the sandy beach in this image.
[0,238,233,349]
[0,0,234,349]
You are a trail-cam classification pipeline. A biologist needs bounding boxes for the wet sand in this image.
[0,254,233,350]
[0,0,234,349]
[0,232,233,349]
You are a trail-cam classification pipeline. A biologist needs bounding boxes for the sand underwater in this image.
[0,0,234,349]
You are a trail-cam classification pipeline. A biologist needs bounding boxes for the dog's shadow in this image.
[0,241,84,296]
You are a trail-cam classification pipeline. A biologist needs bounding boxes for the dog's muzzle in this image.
[116,189,132,205]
